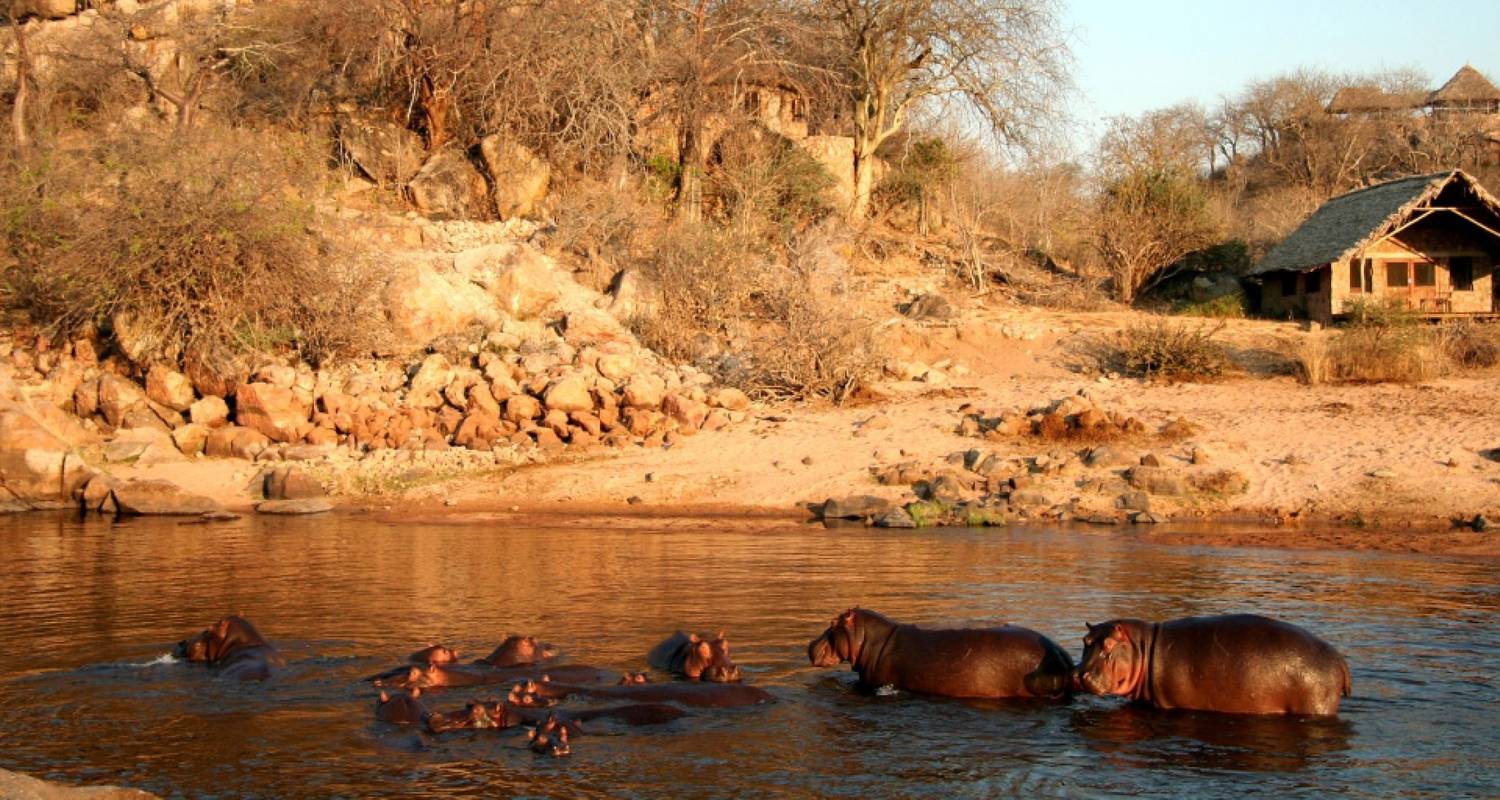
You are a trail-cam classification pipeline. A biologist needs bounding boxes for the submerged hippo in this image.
[174,615,282,681]
[807,608,1074,700]
[1077,614,1351,716]
[375,688,431,726]
[528,714,572,757]
[475,635,557,667]
[370,662,619,690]
[425,697,687,734]
[409,644,460,665]
[648,631,743,682]
[511,677,773,709]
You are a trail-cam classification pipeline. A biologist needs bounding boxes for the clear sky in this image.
[1064,0,1500,146]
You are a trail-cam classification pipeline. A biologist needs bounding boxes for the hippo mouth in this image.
[703,664,744,683]
[807,634,840,667]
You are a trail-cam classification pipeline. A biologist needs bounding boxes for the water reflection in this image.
[0,513,1494,798]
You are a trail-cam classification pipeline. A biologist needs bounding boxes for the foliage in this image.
[709,129,836,231]
[1116,320,1231,380]
[1172,294,1245,318]
[904,500,952,528]
[1438,321,1500,369]
[1291,300,1454,385]
[0,127,370,366]
[1094,166,1222,303]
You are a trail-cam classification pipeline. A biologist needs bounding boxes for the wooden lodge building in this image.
[1251,170,1500,323]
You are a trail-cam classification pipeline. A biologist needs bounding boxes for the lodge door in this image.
[1383,259,1441,311]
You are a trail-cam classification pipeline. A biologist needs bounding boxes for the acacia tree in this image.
[1093,109,1223,303]
[808,0,1068,220]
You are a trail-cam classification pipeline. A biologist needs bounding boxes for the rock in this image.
[204,425,271,460]
[543,374,593,413]
[256,498,333,515]
[1125,466,1187,496]
[111,479,221,516]
[407,355,454,409]
[253,364,297,389]
[1369,468,1397,479]
[282,444,334,461]
[489,255,561,320]
[923,473,967,504]
[171,423,210,456]
[1140,453,1163,467]
[1473,514,1489,532]
[189,395,230,428]
[263,466,325,500]
[0,404,95,509]
[873,508,917,529]
[97,374,147,428]
[622,375,665,409]
[235,383,311,443]
[903,293,954,320]
[662,393,707,431]
[1009,489,1053,508]
[821,495,892,520]
[594,353,637,383]
[183,350,249,399]
[382,261,501,346]
[13,0,79,19]
[504,394,541,423]
[406,148,488,220]
[479,135,550,219]
[144,365,195,411]
[0,766,157,799]
[337,116,425,185]
[1189,446,1212,465]
[708,387,750,411]
[606,268,659,320]
[1117,491,1151,512]
[1191,469,1250,495]
[1085,445,1132,468]
[1131,511,1166,524]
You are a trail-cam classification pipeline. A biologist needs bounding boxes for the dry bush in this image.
[629,223,769,363]
[1439,320,1500,369]
[708,126,836,232]
[1287,302,1459,384]
[1116,320,1231,380]
[1,126,371,366]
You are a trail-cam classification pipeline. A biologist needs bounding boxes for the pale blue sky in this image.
[1064,0,1500,146]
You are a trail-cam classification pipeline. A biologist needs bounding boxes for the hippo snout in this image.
[704,663,743,683]
[807,633,839,667]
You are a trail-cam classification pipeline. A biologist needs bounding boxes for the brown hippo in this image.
[375,688,431,726]
[475,635,557,667]
[528,714,571,757]
[648,631,743,682]
[1077,614,1351,716]
[511,677,774,709]
[425,697,686,734]
[807,608,1074,700]
[174,615,282,682]
[409,644,459,665]
[370,662,619,690]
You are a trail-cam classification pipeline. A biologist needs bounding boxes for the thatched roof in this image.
[1326,86,1425,114]
[1251,170,1500,275]
[1427,65,1500,106]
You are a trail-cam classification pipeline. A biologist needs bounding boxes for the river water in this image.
[0,512,1494,798]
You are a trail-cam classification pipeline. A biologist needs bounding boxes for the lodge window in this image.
[1364,259,1374,293]
[1280,273,1298,296]
[1306,270,1322,294]
[1349,261,1363,292]
[1386,262,1409,288]
[1451,256,1474,291]
[1414,262,1436,287]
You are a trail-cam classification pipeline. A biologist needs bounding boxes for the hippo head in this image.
[375,688,429,726]
[374,665,438,690]
[1078,620,1151,698]
[619,672,651,685]
[528,714,573,757]
[683,633,743,682]
[174,631,213,662]
[410,644,459,665]
[807,609,862,667]
[507,680,556,708]
[428,700,513,733]
[482,636,557,667]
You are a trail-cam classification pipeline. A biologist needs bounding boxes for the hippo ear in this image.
[688,633,700,643]
[716,630,725,641]
[697,641,713,660]
[1111,623,1131,642]
[379,691,389,703]
[411,687,421,698]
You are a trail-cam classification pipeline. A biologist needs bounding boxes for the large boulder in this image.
[479,135,550,220]
[97,374,147,428]
[337,116,425,185]
[0,403,95,509]
[204,425,271,459]
[144,365,195,412]
[489,256,561,320]
[406,354,455,409]
[0,766,157,799]
[542,374,593,414]
[233,383,311,443]
[13,0,79,19]
[382,260,500,345]
[111,479,221,516]
[406,149,488,220]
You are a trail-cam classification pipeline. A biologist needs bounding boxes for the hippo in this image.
[475,635,557,668]
[375,688,431,726]
[511,677,774,709]
[528,714,571,757]
[409,644,459,665]
[369,662,619,690]
[648,631,743,682]
[807,608,1074,700]
[1076,614,1351,716]
[425,697,686,735]
[173,615,282,681]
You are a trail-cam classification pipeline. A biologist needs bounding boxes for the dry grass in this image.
[1287,302,1488,385]
[1115,319,1231,380]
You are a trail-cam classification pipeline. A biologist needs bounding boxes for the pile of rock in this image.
[955,394,1149,441]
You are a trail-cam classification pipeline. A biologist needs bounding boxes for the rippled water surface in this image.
[0,512,1496,798]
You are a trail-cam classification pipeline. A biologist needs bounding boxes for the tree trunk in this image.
[850,145,876,221]
[675,112,704,223]
[10,2,32,153]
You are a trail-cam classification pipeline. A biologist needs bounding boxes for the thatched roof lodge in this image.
[1250,170,1500,322]
[1426,65,1500,114]
[1325,65,1500,117]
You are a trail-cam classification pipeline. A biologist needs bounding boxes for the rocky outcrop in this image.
[0,401,96,510]
[406,149,488,220]
[479,135,549,220]
[338,116,425,186]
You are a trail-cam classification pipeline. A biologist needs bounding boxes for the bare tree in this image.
[805,0,1068,220]
[7,1,34,152]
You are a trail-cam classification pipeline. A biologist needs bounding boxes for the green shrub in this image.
[1117,320,1231,380]
[1172,293,1246,318]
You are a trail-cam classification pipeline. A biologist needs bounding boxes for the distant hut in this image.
[1425,65,1500,115]
[1250,170,1500,322]
[1325,86,1427,116]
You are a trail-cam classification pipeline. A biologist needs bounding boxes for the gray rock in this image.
[821,495,892,520]
[1009,489,1053,508]
[256,498,333,515]
[1473,514,1489,532]
[1086,445,1132,468]
[111,480,222,516]
[1125,466,1187,496]
[1117,491,1151,511]
[902,293,955,320]
[873,509,917,529]
[1131,511,1166,524]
